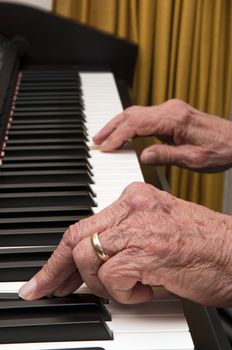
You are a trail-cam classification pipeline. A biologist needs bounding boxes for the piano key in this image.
[0,180,95,190]
[11,119,86,125]
[1,161,92,172]
[2,154,89,162]
[0,257,53,282]
[19,82,81,87]
[0,190,96,208]
[0,294,111,322]
[0,214,90,229]
[107,315,188,332]
[0,230,64,247]
[10,123,86,129]
[15,99,83,106]
[8,130,87,138]
[17,92,82,97]
[0,316,112,344]
[0,182,95,193]
[0,170,93,184]
[13,111,85,117]
[3,148,89,159]
[14,106,83,112]
[20,76,81,82]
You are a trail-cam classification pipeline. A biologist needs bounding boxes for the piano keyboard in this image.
[0,71,194,349]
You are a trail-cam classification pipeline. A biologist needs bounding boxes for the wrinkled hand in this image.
[93,99,232,172]
[19,182,232,307]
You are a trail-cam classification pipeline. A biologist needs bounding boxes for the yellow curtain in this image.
[53,0,232,212]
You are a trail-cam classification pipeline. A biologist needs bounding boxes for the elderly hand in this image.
[19,182,232,307]
[93,99,232,172]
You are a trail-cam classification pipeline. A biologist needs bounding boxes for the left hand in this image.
[93,99,232,172]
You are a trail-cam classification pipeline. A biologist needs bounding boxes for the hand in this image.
[93,99,232,172]
[19,182,232,307]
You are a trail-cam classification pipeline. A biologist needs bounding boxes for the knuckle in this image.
[63,223,79,248]
[124,105,139,117]
[166,98,187,110]
[123,182,158,208]
[166,98,190,124]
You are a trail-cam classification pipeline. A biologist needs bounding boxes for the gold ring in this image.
[91,232,109,262]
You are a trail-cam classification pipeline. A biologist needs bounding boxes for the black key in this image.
[13,110,85,117]
[14,106,83,112]
[7,138,87,146]
[16,99,83,107]
[0,190,96,208]
[0,294,111,321]
[17,91,81,97]
[3,146,89,158]
[21,76,80,82]
[8,129,86,137]
[2,154,88,162]
[1,160,92,172]
[10,122,86,129]
[0,169,93,184]
[18,85,81,92]
[0,229,64,247]
[0,180,92,190]
[0,294,112,343]
[0,182,95,194]
[0,248,53,281]
[0,210,91,230]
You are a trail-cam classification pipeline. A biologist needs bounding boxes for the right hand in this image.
[93,98,232,172]
[19,182,232,307]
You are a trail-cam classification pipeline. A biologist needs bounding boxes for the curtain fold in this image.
[53,0,232,212]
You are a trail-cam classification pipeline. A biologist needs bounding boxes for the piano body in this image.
[0,3,230,350]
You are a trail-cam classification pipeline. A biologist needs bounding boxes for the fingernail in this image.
[18,278,37,299]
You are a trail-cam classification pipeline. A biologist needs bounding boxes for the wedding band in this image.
[91,232,109,262]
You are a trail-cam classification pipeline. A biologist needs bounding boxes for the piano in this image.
[0,3,230,350]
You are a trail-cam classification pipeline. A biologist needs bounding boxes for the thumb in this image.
[141,144,190,166]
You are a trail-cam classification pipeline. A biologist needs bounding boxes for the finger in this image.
[99,122,135,151]
[140,144,198,167]
[72,226,128,298]
[93,112,124,144]
[18,237,77,300]
[72,236,110,299]
[99,251,153,304]
[52,270,83,297]
[18,200,130,300]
